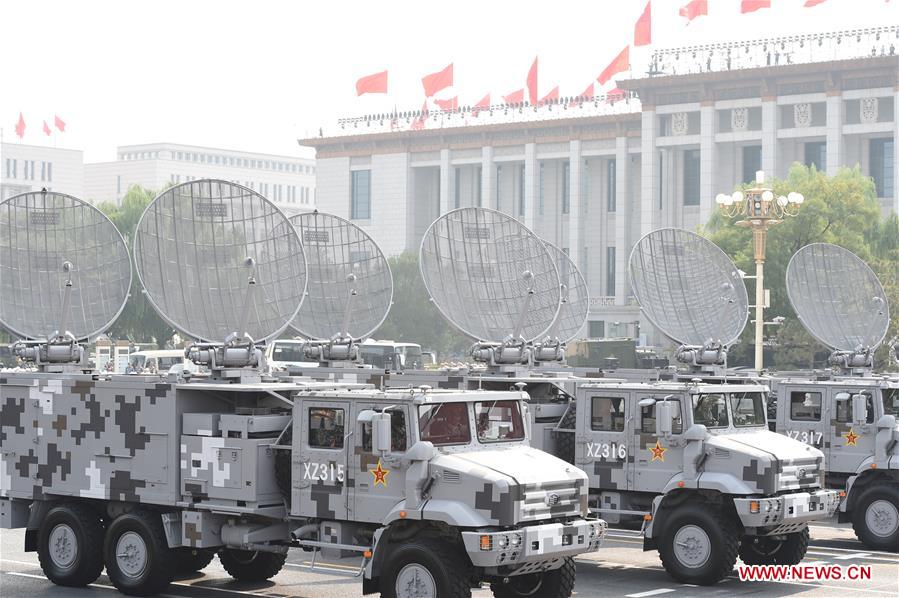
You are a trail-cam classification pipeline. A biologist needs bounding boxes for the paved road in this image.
[2,522,897,597]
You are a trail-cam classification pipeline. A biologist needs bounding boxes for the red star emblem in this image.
[843,429,859,447]
[370,460,390,487]
[650,440,666,462]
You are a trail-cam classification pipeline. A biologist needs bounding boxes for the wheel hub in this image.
[866,499,899,538]
[49,524,77,570]
[673,524,711,568]
[395,563,436,598]
[116,531,149,578]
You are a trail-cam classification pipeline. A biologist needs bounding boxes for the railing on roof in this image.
[648,25,897,77]
[318,91,640,138]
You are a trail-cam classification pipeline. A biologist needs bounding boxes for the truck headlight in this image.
[510,533,521,547]
[497,534,509,549]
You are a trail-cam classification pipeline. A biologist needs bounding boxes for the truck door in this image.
[634,395,685,492]
[352,403,409,523]
[779,386,826,451]
[297,401,352,520]
[826,387,875,474]
[577,392,633,504]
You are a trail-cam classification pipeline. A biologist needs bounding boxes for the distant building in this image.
[302,27,898,343]
[83,142,316,211]
[1,142,84,200]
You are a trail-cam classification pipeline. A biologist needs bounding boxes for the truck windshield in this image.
[883,389,899,417]
[418,402,471,445]
[692,393,729,428]
[729,392,767,427]
[401,346,423,369]
[360,346,395,369]
[474,400,525,442]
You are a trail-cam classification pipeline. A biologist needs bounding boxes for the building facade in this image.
[1,142,84,201]
[84,142,316,211]
[303,49,898,344]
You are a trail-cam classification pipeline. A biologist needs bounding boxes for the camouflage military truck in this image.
[768,376,899,550]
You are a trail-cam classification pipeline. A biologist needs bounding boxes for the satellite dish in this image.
[786,243,890,352]
[628,228,748,347]
[420,207,561,342]
[544,241,589,343]
[133,180,307,344]
[288,211,393,340]
[0,190,131,342]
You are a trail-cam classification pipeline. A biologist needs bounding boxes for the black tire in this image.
[174,547,216,574]
[552,403,577,465]
[491,556,576,598]
[657,501,739,585]
[739,528,809,565]
[37,502,105,587]
[274,426,293,504]
[103,509,176,596]
[851,482,899,551]
[380,537,471,598]
[219,549,286,582]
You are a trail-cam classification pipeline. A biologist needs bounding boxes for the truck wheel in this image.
[491,556,576,598]
[381,538,471,598]
[219,549,286,581]
[174,547,216,574]
[739,528,809,565]
[657,502,738,585]
[103,510,176,596]
[37,502,105,587]
[852,482,899,551]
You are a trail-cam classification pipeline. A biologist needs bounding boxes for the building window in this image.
[804,141,826,171]
[476,166,483,207]
[518,164,525,217]
[351,170,371,219]
[606,159,616,212]
[40,161,46,181]
[538,162,545,215]
[683,149,701,206]
[582,160,589,213]
[658,151,664,209]
[5,158,14,178]
[562,161,570,215]
[870,138,894,198]
[742,145,762,184]
[606,246,616,296]
[454,167,461,209]
[588,321,605,338]
[46,162,52,182]
[496,165,502,211]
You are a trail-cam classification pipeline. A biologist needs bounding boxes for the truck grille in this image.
[779,457,820,491]
[520,481,582,521]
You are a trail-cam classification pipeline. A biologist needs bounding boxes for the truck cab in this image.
[770,377,899,550]
[558,380,840,584]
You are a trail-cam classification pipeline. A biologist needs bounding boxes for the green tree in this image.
[376,252,470,360]
[97,185,175,348]
[705,164,898,370]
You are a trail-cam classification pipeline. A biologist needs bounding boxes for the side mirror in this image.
[876,414,897,430]
[835,391,851,402]
[852,394,868,426]
[656,400,674,437]
[684,424,708,441]
[372,412,392,454]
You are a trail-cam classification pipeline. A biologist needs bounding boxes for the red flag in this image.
[634,2,651,47]
[54,115,66,132]
[355,70,388,96]
[14,112,25,138]
[422,63,453,97]
[605,88,627,104]
[679,0,708,22]
[804,0,827,5]
[412,100,429,130]
[579,82,594,99]
[503,89,524,104]
[741,0,770,13]
[597,46,629,86]
[472,93,491,116]
[539,86,559,105]
[526,57,538,105]
[43,120,51,136]
[434,96,458,111]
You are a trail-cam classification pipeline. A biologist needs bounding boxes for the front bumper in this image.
[734,489,840,533]
[462,519,606,570]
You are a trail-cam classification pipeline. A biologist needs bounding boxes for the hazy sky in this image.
[2,0,896,162]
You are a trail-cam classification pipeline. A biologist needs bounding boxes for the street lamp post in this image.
[716,170,804,372]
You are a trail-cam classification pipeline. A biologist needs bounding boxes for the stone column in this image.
[700,101,716,223]
[568,140,582,269]
[761,97,778,177]
[481,146,494,208]
[524,143,537,229]
[615,135,629,304]
[826,92,843,176]
[640,108,658,235]
[439,148,451,215]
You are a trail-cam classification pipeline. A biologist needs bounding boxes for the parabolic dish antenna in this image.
[628,228,748,347]
[544,241,589,343]
[133,180,307,344]
[288,211,393,340]
[786,243,890,352]
[420,207,561,342]
[0,190,131,341]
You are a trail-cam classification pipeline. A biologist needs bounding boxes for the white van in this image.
[265,339,319,370]
[125,350,196,375]
[359,339,424,371]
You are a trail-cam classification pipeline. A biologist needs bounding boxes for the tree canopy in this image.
[704,164,898,370]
